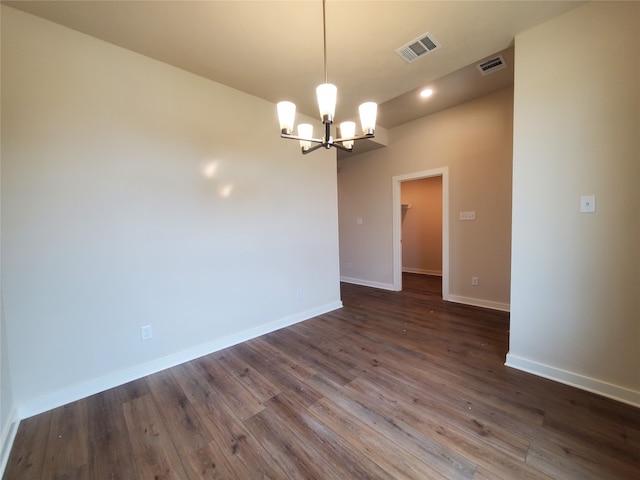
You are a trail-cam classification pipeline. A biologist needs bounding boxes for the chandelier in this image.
[277,0,377,154]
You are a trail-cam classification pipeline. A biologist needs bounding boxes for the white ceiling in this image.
[4,0,582,129]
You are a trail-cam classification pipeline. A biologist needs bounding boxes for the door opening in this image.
[392,167,449,298]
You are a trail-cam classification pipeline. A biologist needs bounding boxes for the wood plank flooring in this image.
[5,274,640,479]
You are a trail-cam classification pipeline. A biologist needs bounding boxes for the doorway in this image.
[392,168,449,298]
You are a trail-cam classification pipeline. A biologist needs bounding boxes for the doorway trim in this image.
[392,167,449,298]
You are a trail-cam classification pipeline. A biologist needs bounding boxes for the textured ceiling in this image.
[4,1,582,129]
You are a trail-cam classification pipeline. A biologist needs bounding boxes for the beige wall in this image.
[508,1,640,405]
[1,6,341,422]
[401,177,442,275]
[338,87,513,309]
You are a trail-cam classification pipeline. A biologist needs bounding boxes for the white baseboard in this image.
[505,353,640,408]
[0,407,20,477]
[402,268,442,276]
[340,276,396,291]
[340,279,511,313]
[17,301,342,420]
[446,294,510,312]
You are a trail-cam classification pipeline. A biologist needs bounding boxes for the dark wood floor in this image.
[5,274,640,479]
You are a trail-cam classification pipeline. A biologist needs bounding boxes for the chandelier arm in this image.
[280,133,324,144]
[300,140,351,154]
[301,142,328,155]
[335,133,375,143]
[331,142,353,152]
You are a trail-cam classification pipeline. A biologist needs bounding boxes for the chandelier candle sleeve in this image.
[277,101,296,134]
[298,124,314,151]
[339,121,356,149]
[359,102,377,135]
[316,83,337,122]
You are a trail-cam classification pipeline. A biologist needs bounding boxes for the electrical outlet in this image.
[296,288,303,299]
[140,325,152,341]
[471,276,479,286]
[347,262,352,269]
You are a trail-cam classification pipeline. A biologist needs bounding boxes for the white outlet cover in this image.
[140,325,152,341]
[580,195,596,213]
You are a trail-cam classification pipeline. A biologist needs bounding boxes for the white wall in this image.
[338,88,513,309]
[0,302,16,473]
[1,6,341,419]
[508,1,640,406]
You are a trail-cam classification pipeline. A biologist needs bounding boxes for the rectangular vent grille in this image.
[396,32,441,63]
[477,55,506,75]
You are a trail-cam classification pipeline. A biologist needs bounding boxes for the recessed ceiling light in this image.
[420,88,434,98]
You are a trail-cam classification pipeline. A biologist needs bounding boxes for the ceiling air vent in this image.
[477,55,506,75]
[396,32,441,63]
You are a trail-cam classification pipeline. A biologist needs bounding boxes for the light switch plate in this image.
[459,211,476,221]
[580,195,596,213]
